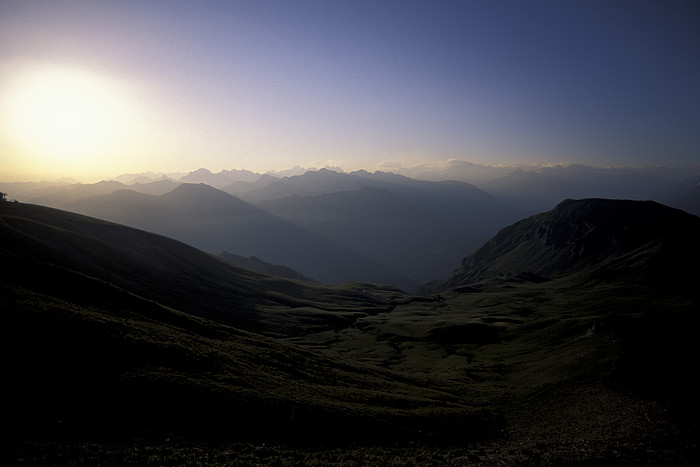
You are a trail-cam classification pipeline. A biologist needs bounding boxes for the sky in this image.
[1,0,699,182]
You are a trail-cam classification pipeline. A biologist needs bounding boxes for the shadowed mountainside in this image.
[421,198,700,294]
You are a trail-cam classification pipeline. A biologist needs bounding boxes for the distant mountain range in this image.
[177,167,260,187]
[479,164,700,213]
[5,162,700,214]
[2,163,700,291]
[232,169,525,284]
[15,170,525,289]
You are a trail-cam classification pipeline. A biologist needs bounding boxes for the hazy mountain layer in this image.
[480,164,700,213]
[177,167,260,188]
[7,164,700,288]
[25,179,182,205]
[56,183,417,289]
[233,169,525,284]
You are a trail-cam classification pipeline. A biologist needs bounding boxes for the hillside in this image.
[0,201,493,442]
[3,199,699,464]
[421,198,700,293]
[0,201,412,334]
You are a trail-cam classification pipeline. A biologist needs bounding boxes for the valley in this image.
[2,190,699,464]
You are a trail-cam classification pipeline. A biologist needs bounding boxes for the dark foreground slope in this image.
[0,202,495,443]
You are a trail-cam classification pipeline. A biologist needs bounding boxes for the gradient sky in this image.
[1,0,699,181]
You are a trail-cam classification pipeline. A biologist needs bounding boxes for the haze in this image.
[1,1,699,182]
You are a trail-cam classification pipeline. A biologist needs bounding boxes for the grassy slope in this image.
[289,270,699,403]
[281,271,700,464]
[2,278,494,441]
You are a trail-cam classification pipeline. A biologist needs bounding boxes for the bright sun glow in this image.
[1,64,150,179]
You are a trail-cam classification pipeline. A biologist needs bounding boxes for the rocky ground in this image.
[6,383,698,466]
[481,382,699,466]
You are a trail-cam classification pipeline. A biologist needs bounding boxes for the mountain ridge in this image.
[420,198,700,293]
